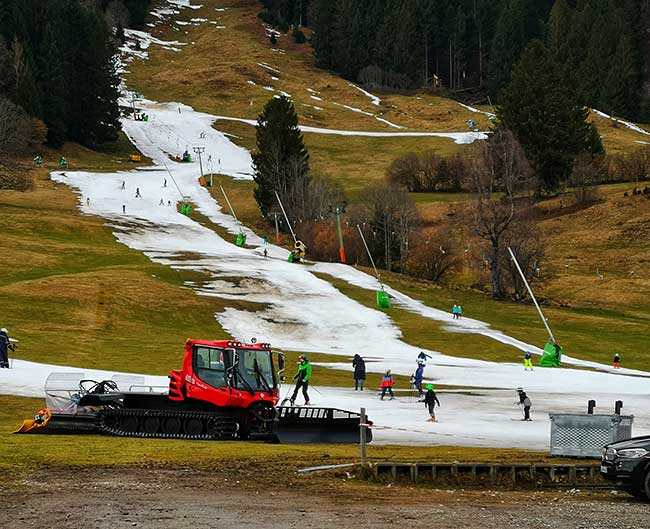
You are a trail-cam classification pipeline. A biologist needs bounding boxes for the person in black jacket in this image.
[0,328,16,368]
[515,387,532,421]
[424,384,441,422]
[352,354,366,391]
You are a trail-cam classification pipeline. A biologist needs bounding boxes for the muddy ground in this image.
[1,466,648,529]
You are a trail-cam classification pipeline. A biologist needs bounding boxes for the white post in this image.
[360,407,367,465]
[356,224,382,286]
[220,185,238,222]
[275,191,297,243]
[507,246,556,343]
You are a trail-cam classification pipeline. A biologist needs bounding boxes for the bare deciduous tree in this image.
[357,184,419,272]
[467,128,532,299]
[386,150,466,193]
[621,146,650,189]
[501,221,547,301]
[569,154,601,205]
[0,96,35,154]
[407,232,459,283]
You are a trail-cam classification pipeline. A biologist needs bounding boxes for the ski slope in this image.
[1,94,648,447]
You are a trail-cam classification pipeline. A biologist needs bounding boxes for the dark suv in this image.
[601,435,650,500]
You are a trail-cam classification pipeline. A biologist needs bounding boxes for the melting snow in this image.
[349,83,381,106]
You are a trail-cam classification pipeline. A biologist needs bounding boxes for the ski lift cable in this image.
[356,224,383,288]
[275,191,297,243]
[507,246,556,344]
[162,163,186,200]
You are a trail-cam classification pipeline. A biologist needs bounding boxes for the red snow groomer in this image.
[17,339,371,444]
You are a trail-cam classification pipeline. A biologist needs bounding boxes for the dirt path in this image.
[1,467,647,529]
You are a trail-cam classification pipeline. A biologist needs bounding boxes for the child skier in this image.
[524,351,534,371]
[380,370,395,400]
[515,387,532,421]
[613,353,621,369]
[290,354,311,406]
[424,384,441,422]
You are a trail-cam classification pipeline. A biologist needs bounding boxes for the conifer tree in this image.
[546,0,571,61]
[252,96,310,218]
[39,25,66,148]
[487,0,526,98]
[497,40,600,194]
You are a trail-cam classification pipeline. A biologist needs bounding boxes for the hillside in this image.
[1,0,649,457]
[124,0,650,348]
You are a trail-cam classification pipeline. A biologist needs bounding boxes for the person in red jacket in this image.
[380,370,395,400]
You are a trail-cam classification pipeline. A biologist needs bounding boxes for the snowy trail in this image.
[213,115,487,144]
[2,358,648,449]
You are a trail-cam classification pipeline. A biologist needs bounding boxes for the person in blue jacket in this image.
[414,360,425,399]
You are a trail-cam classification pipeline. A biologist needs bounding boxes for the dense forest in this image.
[259,0,650,122]
[0,0,151,150]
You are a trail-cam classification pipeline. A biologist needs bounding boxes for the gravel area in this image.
[1,468,648,529]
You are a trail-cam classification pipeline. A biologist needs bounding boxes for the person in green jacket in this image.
[290,354,311,406]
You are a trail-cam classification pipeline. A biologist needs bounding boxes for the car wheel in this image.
[643,468,650,501]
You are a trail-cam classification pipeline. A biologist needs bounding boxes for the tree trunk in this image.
[490,240,502,299]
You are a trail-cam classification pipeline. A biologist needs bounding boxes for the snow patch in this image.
[257,62,281,74]
[349,83,381,106]
[592,109,650,136]
[457,101,496,120]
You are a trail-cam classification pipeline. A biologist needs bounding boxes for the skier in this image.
[414,360,425,399]
[163,178,167,188]
[380,370,395,400]
[0,328,16,368]
[290,354,311,406]
[452,305,458,319]
[457,305,463,319]
[515,387,532,421]
[121,180,125,190]
[122,204,126,214]
[159,198,164,206]
[352,354,366,391]
[424,384,441,422]
[524,351,534,371]
[86,197,90,206]
[417,351,432,364]
[135,187,141,198]
[613,353,621,369]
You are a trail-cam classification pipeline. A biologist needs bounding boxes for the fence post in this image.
[360,407,367,466]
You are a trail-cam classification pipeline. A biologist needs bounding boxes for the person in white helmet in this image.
[0,328,16,368]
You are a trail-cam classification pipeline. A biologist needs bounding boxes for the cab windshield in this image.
[193,346,276,392]
[236,349,276,392]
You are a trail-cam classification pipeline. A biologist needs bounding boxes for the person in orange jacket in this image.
[380,370,395,400]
